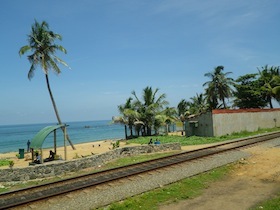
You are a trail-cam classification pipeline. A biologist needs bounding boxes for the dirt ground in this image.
[160,145,280,210]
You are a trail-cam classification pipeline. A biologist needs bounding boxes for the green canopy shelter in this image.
[30,124,69,163]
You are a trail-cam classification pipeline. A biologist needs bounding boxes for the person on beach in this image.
[34,152,41,164]
[154,139,160,144]
[27,140,30,152]
[44,150,55,162]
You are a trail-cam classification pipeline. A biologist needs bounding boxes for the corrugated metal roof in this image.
[30,124,66,149]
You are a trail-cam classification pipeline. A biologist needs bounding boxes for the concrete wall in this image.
[212,109,280,136]
[185,112,213,137]
[186,109,280,137]
[0,143,181,182]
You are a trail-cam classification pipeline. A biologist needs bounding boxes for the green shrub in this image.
[0,159,10,167]
[9,160,14,168]
[112,140,120,149]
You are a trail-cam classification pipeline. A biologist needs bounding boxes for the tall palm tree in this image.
[258,65,280,108]
[154,107,177,135]
[132,86,168,136]
[203,66,234,109]
[19,20,75,149]
[189,93,208,114]
[163,106,177,133]
[114,97,140,139]
[177,99,190,135]
[271,75,280,96]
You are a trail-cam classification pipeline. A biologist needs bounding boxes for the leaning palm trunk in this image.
[129,125,133,137]
[46,75,76,150]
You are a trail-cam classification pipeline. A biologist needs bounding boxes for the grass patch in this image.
[251,192,280,210]
[100,152,178,170]
[98,165,232,210]
[126,127,280,146]
[0,159,10,167]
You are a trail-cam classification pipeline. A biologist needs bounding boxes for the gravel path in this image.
[17,148,251,210]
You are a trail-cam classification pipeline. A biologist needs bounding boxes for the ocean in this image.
[0,120,125,153]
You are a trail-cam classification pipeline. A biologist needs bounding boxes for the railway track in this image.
[1,131,280,209]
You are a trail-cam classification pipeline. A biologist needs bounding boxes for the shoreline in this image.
[0,137,123,155]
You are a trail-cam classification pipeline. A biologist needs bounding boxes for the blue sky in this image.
[1,0,280,125]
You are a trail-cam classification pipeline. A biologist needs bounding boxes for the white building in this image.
[185,108,280,137]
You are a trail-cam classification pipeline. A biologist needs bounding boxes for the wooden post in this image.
[54,130,57,154]
[40,148,43,164]
[64,126,67,160]
[31,148,34,162]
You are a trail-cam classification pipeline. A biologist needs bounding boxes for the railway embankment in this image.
[0,143,181,182]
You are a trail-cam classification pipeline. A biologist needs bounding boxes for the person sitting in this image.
[154,139,161,145]
[44,150,55,162]
[34,152,41,164]
[148,138,153,144]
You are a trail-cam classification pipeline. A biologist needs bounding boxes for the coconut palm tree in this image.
[114,97,140,139]
[189,93,209,114]
[271,75,280,96]
[132,86,168,136]
[162,106,178,133]
[177,99,190,135]
[19,20,75,149]
[258,65,280,108]
[151,106,176,135]
[203,66,234,109]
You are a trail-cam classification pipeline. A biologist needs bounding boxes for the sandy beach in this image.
[0,132,209,169]
[0,139,141,168]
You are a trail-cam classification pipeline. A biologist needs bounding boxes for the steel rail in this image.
[1,131,280,209]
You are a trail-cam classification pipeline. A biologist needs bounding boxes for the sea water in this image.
[0,120,125,153]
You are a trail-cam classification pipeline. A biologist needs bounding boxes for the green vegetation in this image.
[251,192,280,210]
[126,127,280,146]
[112,140,120,149]
[113,65,280,141]
[113,86,177,139]
[98,165,232,210]
[0,159,14,168]
[257,65,280,108]
[0,159,11,167]
[100,152,178,170]
[234,74,267,108]
[9,160,14,168]
[204,65,234,109]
